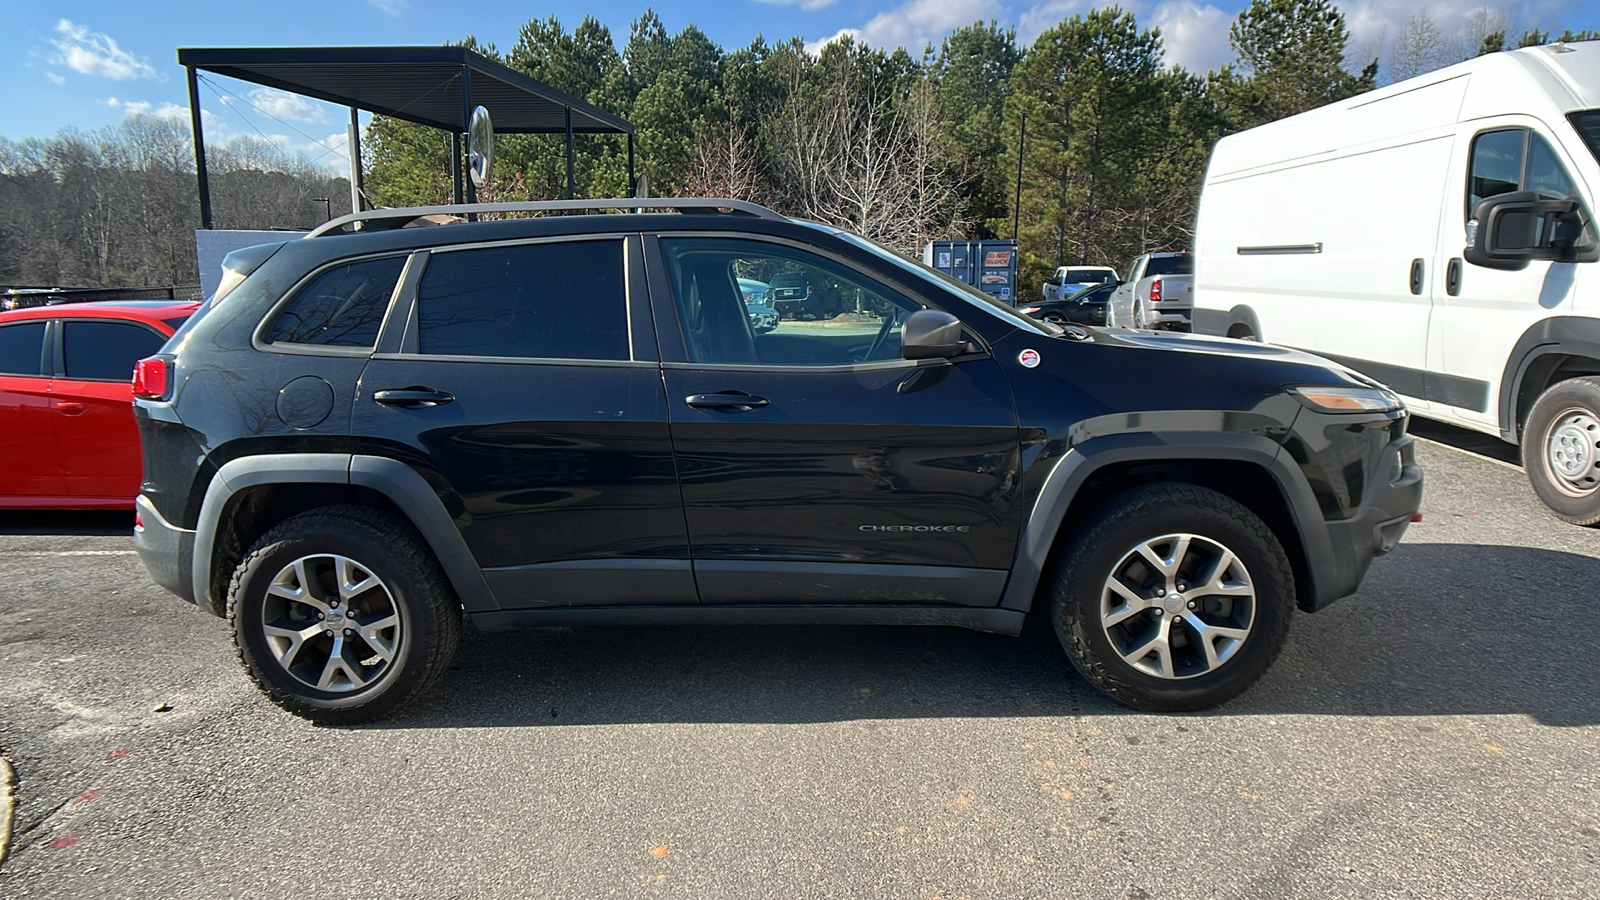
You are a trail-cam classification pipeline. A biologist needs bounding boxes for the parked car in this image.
[738,278,780,332]
[767,270,810,306]
[0,300,198,509]
[1019,281,1117,326]
[1190,40,1600,525]
[1108,252,1195,330]
[1042,265,1118,302]
[131,198,1421,724]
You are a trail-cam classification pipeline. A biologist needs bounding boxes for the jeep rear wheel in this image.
[227,505,461,724]
[1048,483,1294,711]
[1523,376,1600,526]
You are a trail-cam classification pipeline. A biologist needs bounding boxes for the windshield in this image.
[1144,255,1194,277]
[831,231,1051,335]
[1571,111,1600,166]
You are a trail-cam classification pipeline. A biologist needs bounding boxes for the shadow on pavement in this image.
[0,510,134,536]
[375,542,1600,730]
[1409,418,1522,467]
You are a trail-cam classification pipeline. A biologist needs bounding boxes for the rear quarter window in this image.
[267,256,406,348]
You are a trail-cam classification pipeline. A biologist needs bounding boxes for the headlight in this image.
[1020,306,1041,314]
[1290,385,1403,413]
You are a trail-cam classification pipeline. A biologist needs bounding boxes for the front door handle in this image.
[1446,258,1463,297]
[374,388,455,408]
[56,402,85,416]
[685,391,770,410]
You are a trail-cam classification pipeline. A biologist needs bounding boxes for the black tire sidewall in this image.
[1523,378,1600,525]
[1053,494,1293,710]
[231,519,436,717]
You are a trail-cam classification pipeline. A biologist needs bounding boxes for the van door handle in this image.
[1446,258,1463,297]
[685,391,769,410]
[374,388,455,408]
[56,402,85,416]
[1409,259,1424,295]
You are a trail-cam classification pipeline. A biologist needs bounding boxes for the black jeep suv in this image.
[132,199,1422,723]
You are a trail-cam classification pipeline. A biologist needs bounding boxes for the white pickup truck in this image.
[1041,265,1118,302]
[1107,251,1194,331]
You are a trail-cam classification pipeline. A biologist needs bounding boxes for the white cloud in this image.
[1019,1,1089,45]
[51,19,160,81]
[368,0,409,15]
[807,0,1003,53]
[1151,1,1233,72]
[756,0,839,10]
[247,88,328,124]
[47,72,66,85]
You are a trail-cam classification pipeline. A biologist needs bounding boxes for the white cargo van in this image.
[1192,41,1600,523]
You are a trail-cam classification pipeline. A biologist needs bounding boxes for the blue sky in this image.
[4,0,1598,172]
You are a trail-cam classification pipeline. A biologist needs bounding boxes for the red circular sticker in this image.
[1018,348,1041,368]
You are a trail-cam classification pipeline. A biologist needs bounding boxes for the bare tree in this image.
[1388,8,1452,82]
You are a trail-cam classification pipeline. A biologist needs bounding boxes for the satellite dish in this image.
[468,105,493,190]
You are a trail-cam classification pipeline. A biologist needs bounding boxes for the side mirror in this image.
[1465,190,1599,271]
[901,309,965,360]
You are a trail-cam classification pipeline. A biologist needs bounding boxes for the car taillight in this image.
[133,357,169,400]
[1150,279,1163,302]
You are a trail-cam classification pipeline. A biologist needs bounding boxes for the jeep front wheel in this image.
[227,505,462,724]
[1049,483,1294,711]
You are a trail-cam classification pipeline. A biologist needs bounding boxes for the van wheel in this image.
[227,504,462,724]
[1523,377,1600,526]
[1047,483,1294,711]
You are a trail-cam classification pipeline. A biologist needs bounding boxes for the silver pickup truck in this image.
[1107,252,1194,331]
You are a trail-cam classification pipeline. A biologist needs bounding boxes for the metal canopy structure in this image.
[176,46,637,229]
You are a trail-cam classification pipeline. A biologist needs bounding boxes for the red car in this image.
[0,300,199,509]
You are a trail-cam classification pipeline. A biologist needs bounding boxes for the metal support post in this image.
[451,132,464,205]
[627,133,636,198]
[565,107,575,200]
[347,107,364,214]
[187,67,214,230]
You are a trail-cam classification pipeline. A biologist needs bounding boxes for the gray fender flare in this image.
[1192,305,1261,340]
[191,453,498,614]
[997,431,1332,614]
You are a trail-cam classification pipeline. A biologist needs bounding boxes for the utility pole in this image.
[1012,110,1026,241]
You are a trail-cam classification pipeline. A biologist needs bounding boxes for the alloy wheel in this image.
[259,554,404,693]
[1100,533,1255,679]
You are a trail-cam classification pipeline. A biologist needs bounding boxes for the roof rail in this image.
[306,198,787,238]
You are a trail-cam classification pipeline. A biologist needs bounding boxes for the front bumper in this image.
[133,493,197,606]
[1302,433,1423,611]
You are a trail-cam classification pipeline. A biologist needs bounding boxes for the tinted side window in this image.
[1468,129,1526,218]
[0,322,46,376]
[268,256,405,347]
[62,321,166,381]
[416,240,628,360]
[660,238,922,367]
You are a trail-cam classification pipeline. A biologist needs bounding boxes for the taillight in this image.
[133,357,169,400]
[1150,279,1163,302]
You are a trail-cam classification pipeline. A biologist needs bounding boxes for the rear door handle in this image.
[685,391,769,410]
[56,402,85,416]
[374,388,455,408]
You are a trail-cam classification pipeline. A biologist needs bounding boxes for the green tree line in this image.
[362,0,1414,288]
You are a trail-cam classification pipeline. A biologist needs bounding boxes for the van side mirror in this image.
[1465,191,1599,271]
[901,309,965,360]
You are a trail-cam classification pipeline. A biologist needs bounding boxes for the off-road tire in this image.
[1523,376,1600,526]
[227,504,462,724]
[1048,482,1295,711]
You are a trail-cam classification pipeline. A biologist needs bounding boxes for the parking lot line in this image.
[11,550,137,557]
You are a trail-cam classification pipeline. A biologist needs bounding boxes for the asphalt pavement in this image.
[1,426,1597,899]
